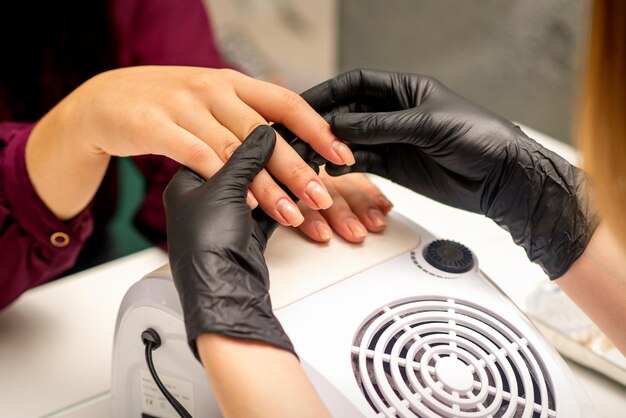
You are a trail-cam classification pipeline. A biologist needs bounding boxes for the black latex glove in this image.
[163,125,295,359]
[301,69,598,279]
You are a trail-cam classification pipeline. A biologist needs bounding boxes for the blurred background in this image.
[206,0,589,143]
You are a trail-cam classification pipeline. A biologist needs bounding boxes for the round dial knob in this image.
[424,240,474,274]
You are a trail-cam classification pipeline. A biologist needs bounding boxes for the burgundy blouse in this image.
[0,0,230,308]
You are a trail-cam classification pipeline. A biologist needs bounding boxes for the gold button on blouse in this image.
[50,232,71,248]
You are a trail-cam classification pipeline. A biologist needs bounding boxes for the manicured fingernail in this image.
[247,191,258,209]
[346,217,368,239]
[368,208,387,227]
[305,181,333,210]
[276,198,304,226]
[331,140,356,166]
[376,195,394,212]
[314,220,333,241]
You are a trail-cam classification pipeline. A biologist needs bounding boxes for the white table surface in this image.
[0,126,624,418]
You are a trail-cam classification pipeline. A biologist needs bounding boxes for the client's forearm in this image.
[557,223,626,354]
[197,334,331,418]
[26,108,110,220]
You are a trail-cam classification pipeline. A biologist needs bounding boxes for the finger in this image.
[325,173,391,232]
[271,123,297,143]
[251,207,280,244]
[217,125,277,190]
[159,123,225,180]
[301,69,425,112]
[299,69,369,112]
[232,74,355,166]
[172,106,261,207]
[319,177,368,243]
[296,202,333,243]
[165,122,258,207]
[211,95,335,212]
[289,138,328,173]
[344,171,394,214]
[325,149,389,179]
[330,110,426,145]
[178,106,248,164]
[163,167,204,208]
[267,138,334,209]
[251,174,304,227]
[178,107,275,191]
[159,124,226,207]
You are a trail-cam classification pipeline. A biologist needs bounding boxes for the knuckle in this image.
[187,73,212,91]
[244,122,267,139]
[135,105,162,124]
[281,90,307,112]
[183,141,211,166]
[258,181,284,200]
[218,68,241,81]
[130,107,163,139]
[288,160,314,182]
[222,141,240,160]
[187,73,225,94]
[170,90,193,109]
[317,121,333,139]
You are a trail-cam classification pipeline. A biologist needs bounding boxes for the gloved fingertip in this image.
[325,163,352,177]
[163,166,205,205]
[329,112,363,138]
[243,125,277,164]
[223,125,277,184]
[271,123,296,142]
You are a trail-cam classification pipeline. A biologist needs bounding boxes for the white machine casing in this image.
[111,212,597,418]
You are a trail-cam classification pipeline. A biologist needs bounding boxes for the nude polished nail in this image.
[314,220,333,242]
[376,195,394,212]
[368,208,387,227]
[276,198,304,226]
[246,191,259,209]
[331,140,356,166]
[346,217,368,239]
[305,181,333,210]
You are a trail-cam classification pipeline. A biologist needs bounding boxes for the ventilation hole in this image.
[351,297,556,417]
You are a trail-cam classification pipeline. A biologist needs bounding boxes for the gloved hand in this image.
[301,69,598,279]
[163,125,294,359]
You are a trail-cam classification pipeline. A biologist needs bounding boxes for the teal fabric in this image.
[108,158,152,256]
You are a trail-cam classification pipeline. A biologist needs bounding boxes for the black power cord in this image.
[142,328,193,418]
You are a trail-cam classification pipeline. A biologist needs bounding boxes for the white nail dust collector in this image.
[111,212,597,418]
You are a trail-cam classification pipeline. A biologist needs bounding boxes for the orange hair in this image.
[580,0,626,250]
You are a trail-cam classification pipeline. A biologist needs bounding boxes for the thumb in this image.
[330,110,431,146]
[163,167,205,208]
[216,125,277,190]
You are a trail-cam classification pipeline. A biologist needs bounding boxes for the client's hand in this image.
[29,66,354,223]
[163,125,293,358]
[297,170,393,243]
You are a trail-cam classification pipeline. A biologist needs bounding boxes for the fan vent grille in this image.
[351,297,556,417]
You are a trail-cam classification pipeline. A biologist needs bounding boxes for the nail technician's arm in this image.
[196,334,327,418]
[26,66,355,224]
[557,224,626,353]
[163,125,330,417]
[301,69,625,353]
